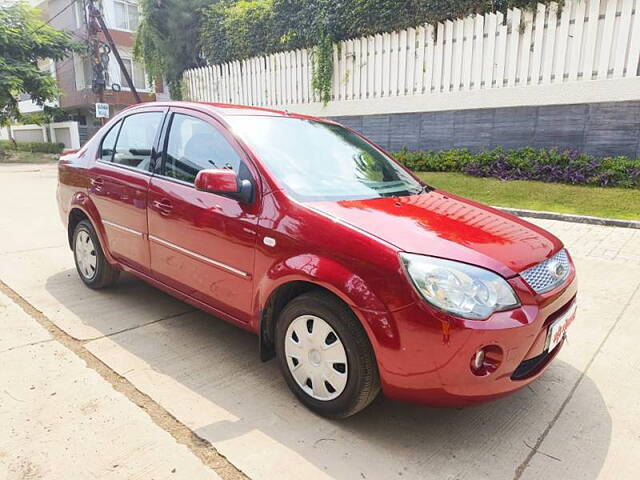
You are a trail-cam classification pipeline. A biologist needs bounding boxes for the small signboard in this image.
[95,102,110,118]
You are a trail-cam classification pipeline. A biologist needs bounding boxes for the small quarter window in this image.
[99,120,121,162]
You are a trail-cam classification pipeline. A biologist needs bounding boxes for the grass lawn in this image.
[416,172,640,221]
[0,151,59,164]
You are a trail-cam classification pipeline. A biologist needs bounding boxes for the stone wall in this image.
[331,101,640,158]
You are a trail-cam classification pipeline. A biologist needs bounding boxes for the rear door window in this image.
[111,112,164,171]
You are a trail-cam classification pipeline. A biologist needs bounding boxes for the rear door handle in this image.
[152,198,173,216]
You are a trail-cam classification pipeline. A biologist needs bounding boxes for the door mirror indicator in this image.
[194,169,253,203]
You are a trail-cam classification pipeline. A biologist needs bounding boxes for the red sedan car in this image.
[57,102,577,418]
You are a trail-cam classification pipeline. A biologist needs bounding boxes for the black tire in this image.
[72,219,120,289]
[275,291,380,418]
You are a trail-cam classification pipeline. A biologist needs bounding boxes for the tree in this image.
[0,2,78,127]
[135,0,213,99]
[200,0,278,66]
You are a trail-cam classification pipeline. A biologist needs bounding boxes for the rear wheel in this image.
[276,291,380,418]
[72,220,120,289]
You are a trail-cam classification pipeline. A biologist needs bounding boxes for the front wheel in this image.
[72,220,120,289]
[275,291,380,418]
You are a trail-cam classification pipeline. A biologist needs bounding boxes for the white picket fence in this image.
[184,0,640,108]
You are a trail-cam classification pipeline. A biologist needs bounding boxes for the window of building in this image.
[121,57,147,91]
[114,0,139,31]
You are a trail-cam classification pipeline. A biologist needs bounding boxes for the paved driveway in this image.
[1,163,639,479]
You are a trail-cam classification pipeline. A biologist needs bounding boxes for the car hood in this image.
[309,191,563,278]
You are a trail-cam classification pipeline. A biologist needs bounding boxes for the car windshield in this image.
[226,115,424,202]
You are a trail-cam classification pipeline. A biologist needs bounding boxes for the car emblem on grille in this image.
[547,260,567,279]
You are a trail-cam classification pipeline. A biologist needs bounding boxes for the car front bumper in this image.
[361,272,578,407]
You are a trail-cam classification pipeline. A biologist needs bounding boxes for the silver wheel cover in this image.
[284,315,348,401]
[75,230,97,280]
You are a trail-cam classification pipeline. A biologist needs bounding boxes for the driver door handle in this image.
[153,198,173,216]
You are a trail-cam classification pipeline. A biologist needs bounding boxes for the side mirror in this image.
[194,169,253,203]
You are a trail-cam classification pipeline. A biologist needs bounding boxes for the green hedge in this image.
[0,140,65,154]
[393,147,640,189]
[394,148,476,172]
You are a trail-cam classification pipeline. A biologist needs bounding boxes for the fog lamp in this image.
[472,349,486,371]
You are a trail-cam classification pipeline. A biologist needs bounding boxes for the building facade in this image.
[21,0,168,145]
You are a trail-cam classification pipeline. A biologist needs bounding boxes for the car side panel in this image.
[148,176,258,323]
[84,107,167,274]
[57,155,88,229]
[58,150,123,265]
[88,161,152,273]
[252,189,415,349]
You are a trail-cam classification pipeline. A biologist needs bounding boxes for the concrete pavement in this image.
[0,163,639,479]
[0,289,221,479]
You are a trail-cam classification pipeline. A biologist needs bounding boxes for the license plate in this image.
[546,302,577,352]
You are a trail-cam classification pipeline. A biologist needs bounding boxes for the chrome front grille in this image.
[521,249,570,294]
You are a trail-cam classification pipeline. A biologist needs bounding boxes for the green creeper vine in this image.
[133,1,561,105]
[311,33,334,105]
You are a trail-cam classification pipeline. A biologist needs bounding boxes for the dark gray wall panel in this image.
[533,104,588,151]
[419,111,455,150]
[329,100,640,158]
[583,103,640,158]
[452,109,495,149]
[337,115,363,132]
[490,106,537,149]
[361,115,391,148]
[389,113,421,150]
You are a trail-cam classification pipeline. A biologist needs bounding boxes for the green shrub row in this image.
[0,140,65,154]
[393,147,640,189]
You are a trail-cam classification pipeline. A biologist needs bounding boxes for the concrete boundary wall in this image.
[330,100,640,158]
[4,121,81,150]
[277,77,640,117]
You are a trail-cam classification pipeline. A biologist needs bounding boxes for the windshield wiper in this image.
[390,185,432,198]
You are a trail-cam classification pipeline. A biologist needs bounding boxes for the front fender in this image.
[256,253,400,351]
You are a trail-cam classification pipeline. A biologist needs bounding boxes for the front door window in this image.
[163,113,246,183]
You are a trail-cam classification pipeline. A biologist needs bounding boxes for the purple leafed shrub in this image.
[392,147,640,189]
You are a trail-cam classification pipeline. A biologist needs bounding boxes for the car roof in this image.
[126,101,334,123]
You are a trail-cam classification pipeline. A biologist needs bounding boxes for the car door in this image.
[147,108,259,324]
[89,108,166,274]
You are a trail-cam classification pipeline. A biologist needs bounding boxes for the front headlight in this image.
[400,253,520,320]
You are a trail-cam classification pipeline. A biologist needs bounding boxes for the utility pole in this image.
[83,0,105,99]
[86,0,141,107]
